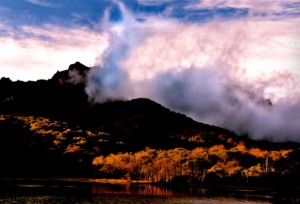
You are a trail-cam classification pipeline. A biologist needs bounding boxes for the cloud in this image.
[0,24,109,81]
[1,0,299,142]
[123,17,300,99]
[135,0,300,19]
[185,0,300,16]
[25,0,60,8]
[137,0,178,5]
[86,2,300,142]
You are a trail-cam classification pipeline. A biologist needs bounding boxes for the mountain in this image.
[1,62,240,150]
[0,62,296,150]
[0,62,299,190]
[51,61,90,85]
[0,62,89,113]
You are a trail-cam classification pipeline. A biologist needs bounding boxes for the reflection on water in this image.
[0,195,272,204]
[92,183,174,196]
[0,179,279,204]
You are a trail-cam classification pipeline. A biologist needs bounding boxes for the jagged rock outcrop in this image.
[51,62,90,85]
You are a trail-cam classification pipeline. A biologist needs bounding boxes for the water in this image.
[0,179,282,203]
[0,195,270,204]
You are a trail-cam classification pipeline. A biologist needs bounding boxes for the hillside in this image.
[0,62,299,188]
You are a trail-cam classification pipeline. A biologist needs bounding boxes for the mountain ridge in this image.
[0,62,299,191]
[0,62,298,149]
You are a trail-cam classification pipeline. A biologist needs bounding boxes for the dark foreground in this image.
[0,178,299,204]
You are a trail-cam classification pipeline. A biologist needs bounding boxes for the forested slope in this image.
[0,62,299,187]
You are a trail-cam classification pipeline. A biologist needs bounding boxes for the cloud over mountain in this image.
[86,1,300,142]
[0,0,299,141]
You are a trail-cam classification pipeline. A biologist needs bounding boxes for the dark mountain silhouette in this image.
[51,61,90,85]
[0,62,299,195]
[0,62,89,113]
[0,62,297,151]
[0,79,269,149]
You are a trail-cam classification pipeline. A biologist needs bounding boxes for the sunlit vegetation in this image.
[92,145,299,185]
[1,65,299,192]
[0,113,299,186]
[0,114,114,176]
[11,114,112,155]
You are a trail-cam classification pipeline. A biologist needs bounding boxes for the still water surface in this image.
[0,179,275,203]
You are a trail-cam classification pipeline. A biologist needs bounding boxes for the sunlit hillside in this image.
[0,63,299,188]
[1,114,299,187]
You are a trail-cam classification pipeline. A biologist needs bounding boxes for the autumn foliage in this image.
[0,114,299,186]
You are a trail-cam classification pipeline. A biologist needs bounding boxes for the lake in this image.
[0,178,293,203]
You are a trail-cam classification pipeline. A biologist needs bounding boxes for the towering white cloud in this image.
[1,0,299,141]
[86,2,300,142]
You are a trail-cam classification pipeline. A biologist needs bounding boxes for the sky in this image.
[1,0,300,142]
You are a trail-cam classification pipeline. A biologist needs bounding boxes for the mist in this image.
[86,2,300,142]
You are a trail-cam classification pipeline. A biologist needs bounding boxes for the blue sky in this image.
[0,0,300,141]
[0,0,299,86]
[0,0,250,34]
[1,0,298,30]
